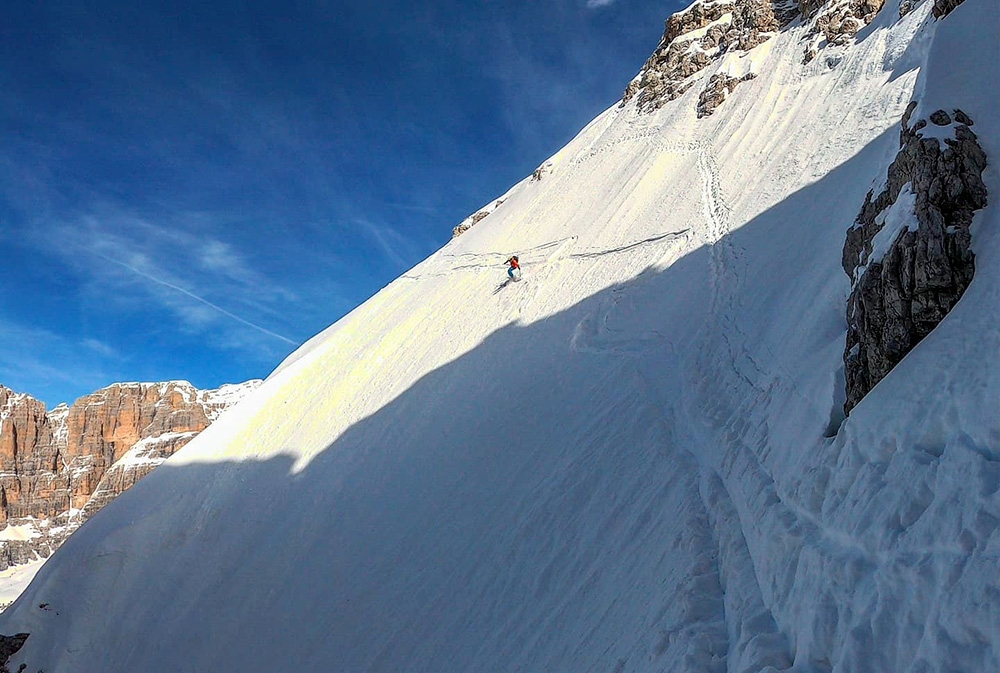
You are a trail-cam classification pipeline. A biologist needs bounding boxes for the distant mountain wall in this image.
[0,380,260,569]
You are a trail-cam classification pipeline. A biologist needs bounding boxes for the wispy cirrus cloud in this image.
[586,0,618,7]
[382,201,442,215]
[37,212,303,353]
[97,251,298,346]
[355,218,424,271]
[81,338,118,359]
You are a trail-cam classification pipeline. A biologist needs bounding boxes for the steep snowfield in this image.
[0,560,46,610]
[2,2,997,671]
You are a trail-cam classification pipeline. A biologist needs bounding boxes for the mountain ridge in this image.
[0,379,259,574]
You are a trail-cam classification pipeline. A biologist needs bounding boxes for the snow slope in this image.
[2,2,997,671]
[0,560,46,611]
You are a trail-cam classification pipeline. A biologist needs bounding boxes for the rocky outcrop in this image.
[898,0,918,17]
[621,1,736,113]
[622,0,794,115]
[452,212,488,238]
[531,161,553,182]
[697,72,757,117]
[0,632,28,672]
[622,0,898,111]
[932,0,965,17]
[0,380,260,569]
[452,198,507,238]
[730,0,793,49]
[0,392,66,524]
[802,0,886,63]
[842,103,988,414]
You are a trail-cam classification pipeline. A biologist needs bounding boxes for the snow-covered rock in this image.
[697,71,758,117]
[452,199,507,238]
[842,103,987,413]
[804,0,887,62]
[622,0,794,115]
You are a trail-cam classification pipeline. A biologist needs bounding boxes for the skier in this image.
[505,255,521,281]
[493,255,523,294]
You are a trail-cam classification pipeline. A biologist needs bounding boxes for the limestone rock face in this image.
[0,380,260,570]
[622,0,901,114]
[897,0,921,17]
[0,392,65,523]
[0,632,29,668]
[451,198,507,238]
[802,0,886,63]
[697,72,757,117]
[531,161,553,182]
[730,0,790,50]
[622,0,794,116]
[842,103,988,414]
[932,0,966,18]
[621,1,735,113]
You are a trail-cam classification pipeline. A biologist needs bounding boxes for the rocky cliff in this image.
[621,0,795,114]
[0,380,260,569]
[842,102,988,414]
[452,199,507,238]
[621,0,907,116]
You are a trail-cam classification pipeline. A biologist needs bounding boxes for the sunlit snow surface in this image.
[2,3,998,672]
[0,560,47,610]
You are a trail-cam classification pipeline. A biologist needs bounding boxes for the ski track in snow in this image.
[430,111,988,671]
[404,230,692,282]
[568,129,804,671]
[564,54,993,673]
[567,134,718,357]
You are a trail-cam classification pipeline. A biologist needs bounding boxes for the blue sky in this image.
[0,0,679,408]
